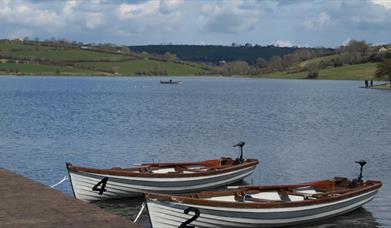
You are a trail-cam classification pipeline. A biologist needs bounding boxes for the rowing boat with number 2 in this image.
[66,157,258,202]
[146,177,381,227]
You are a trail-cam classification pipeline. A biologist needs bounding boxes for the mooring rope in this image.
[50,175,69,188]
[133,202,146,223]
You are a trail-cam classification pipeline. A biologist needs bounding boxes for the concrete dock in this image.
[0,168,141,228]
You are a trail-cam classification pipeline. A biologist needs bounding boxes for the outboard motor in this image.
[349,160,367,187]
[233,141,245,164]
[355,160,367,182]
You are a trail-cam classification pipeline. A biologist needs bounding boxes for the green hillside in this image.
[1,49,131,62]
[0,39,388,80]
[76,59,208,75]
[0,63,100,75]
[264,63,377,80]
[0,40,212,76]
[298,54,339,68]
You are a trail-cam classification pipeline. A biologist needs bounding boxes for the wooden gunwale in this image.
[145,179,382,208]
[66,158,259,178]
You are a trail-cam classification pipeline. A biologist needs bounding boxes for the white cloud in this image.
[304,11,330,30]
[118,1,160,19]
[118,0,183,19]
[85,12,105,30]
[63,0,77,15]
[318,12,330,25]
[303,19,314,29]
[199,0,261,33]
[341,38,352,46]
[372,0,391,9]
[0,1,62,28]
[116,0,183,35]
[0,0,390,46]
[160,0,184,14]
[275,40,294,47]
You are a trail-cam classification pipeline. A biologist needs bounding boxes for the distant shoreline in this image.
[367,83,391,90]
[1,73,388,83]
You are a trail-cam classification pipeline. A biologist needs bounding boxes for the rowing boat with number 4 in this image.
[66,156,258,202]
[66,142,257,202]
[145,161,382,227]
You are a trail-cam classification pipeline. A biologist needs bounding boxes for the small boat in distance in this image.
[160,79,182,84]
[146,161,382,228]
[66,142,258,202]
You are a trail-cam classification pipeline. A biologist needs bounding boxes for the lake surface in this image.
[0,76,390,227]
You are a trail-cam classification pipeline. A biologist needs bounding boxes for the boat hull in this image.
[160,81,182,84]
[146,189,379,228]
[68,164,257,202]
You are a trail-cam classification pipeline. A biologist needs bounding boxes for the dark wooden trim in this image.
[66,158,259,178]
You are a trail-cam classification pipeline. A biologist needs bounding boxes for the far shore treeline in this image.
[0,38,390,82]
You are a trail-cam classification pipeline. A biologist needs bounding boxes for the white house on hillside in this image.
[378,46,388,53]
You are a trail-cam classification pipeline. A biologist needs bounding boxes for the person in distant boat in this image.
[365,80,368,88]
[169,79,172,83]
[370,80,373,87]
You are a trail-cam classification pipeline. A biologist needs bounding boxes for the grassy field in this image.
[77,59,209,75]
[0,40,211,76]
[298,54,338,68]
[0,63,102,75]
[0,42,55,50]
[1,49,132,62]
[263,63,378,80]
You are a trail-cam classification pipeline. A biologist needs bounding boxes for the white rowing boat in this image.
[146,161,381,227]
[66,156,258,202]
[146,178,381,227]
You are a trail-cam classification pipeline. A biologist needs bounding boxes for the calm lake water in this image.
[0,76,390,227]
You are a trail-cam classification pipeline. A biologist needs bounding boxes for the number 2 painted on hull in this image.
[178,207,200,228]
[92,177,108,195]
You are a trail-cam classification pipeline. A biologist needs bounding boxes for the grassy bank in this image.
[263,63,377,80]
[371,83,391,89]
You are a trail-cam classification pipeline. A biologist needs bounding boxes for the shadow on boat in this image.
[294,207,379,228]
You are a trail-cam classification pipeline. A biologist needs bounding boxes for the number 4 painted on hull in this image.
[92,177,108,195]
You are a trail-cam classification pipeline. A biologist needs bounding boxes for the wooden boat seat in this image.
[311,188,354,198]
[276,187,353,201]
[175,164,231,173]
[279,189,320,201]
[205,195,236,202]
[139,167,160,173]
[234,191,283,203]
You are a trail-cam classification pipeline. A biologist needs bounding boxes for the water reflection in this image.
[94,197,151,227]
[297,208,378,228]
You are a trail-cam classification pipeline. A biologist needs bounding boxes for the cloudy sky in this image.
[0,0,391,47]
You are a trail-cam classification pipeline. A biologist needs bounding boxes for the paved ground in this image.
[0,168,141,228]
